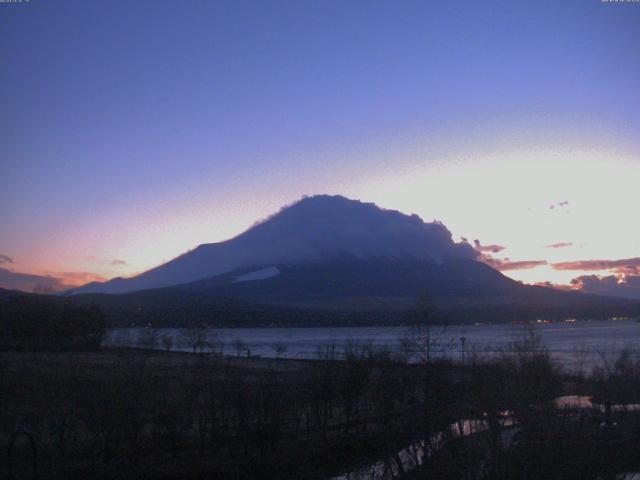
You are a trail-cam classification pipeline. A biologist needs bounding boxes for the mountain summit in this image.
[69,195,477,295]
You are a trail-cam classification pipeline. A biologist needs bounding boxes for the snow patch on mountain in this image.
[233,267,280,283]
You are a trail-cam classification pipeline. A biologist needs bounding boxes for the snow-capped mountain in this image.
[69,195,478,295]
[66,195,640,326]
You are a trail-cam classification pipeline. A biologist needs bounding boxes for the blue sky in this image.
[1,0,639,293]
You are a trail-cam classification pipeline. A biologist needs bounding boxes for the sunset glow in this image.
[1,0,639,298]
[4,139,639,291]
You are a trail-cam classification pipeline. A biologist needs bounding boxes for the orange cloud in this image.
[495,260,548,271]
[545,242,573,249]
[0,268,107,293]
[534,281,572,291]
[473,239,506,253]
[569,274,640,300]
[480,255,547,271]
[45,271,107,287]
[552,257,640,274]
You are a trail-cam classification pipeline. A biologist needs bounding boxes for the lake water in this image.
[104,319,640,372]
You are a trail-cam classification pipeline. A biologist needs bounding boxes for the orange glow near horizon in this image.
[3,140,639,292]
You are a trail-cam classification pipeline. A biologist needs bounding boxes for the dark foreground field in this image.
[2,348,428,480]
[3,334,640,480]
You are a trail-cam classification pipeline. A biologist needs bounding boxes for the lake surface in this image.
[104,319,640,372]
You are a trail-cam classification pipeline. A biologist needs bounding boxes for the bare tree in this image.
[161,334,174,352]
[272,342,287,359]
[110,328,133,349]
[399,293,451,363]
[208,331,224,355]
[232,338,247,357]
[137,328,158,351]
[182,326,209,354]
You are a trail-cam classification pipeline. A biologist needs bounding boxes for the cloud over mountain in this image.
[258,195,479,262]
[473,240,546,272]
[480,256,547,271]
[495,260,548,271]
[570,274,640,300]
[473,240,506,253]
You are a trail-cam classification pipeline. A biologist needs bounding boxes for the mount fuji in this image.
[67,195,640,326]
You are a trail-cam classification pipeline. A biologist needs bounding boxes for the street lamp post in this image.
[460,336,467,365]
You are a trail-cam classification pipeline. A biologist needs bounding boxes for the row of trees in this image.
[0,346,423,479]
[115,327,289,358]
[0,294,106,350]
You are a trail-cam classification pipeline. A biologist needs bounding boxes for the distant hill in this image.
[69,289,410,328]
[63,195,640,326]
[0,288,106,349]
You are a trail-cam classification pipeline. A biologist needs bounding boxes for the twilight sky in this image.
[1,0,639,297]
